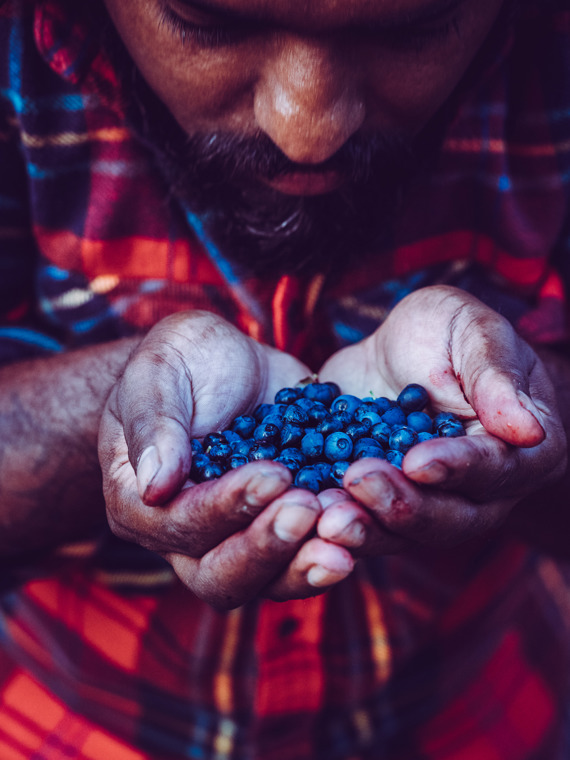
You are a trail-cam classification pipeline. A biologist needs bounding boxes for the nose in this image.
[254,37,365,165]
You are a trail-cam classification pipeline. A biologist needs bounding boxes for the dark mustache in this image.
[173,129,413,186]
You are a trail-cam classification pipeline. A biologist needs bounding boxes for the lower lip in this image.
[263,170,344,196]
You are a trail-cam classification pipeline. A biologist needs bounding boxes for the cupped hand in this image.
[316,286,567,553]
[98,311,354,608]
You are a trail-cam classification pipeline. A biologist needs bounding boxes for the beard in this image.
[97,1,516,277]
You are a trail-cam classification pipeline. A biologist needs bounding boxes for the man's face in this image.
[102,0,506,272]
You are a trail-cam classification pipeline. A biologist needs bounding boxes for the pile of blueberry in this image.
[190,382,465,494]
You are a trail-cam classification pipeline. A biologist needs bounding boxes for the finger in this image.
[166,488,322,609]
[106,460,292,557]
[114,344,195,505]
[344,458,513,546]
[265,537,356,601]
[316,488,410,554]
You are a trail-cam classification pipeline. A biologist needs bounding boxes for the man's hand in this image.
[316,286,567,554]
[99,311,354,608]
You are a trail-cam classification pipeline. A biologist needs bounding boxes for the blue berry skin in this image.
[301,431,325,460]
[354,401,380,421]
[388,426,418,453]
[433,412,459,430]
[201,461,227,480]
[261,412,285,429]
[222,430,242,444]
[354,446,386,461]
[417,432,437,443]
[280,423,304,449]
[397,384,429,413]
[356,409,383,428]
[302,382,337,406]
[438,421,466,438]
[203,432,227,453]
[345,421,372,441]
[332,410,354,427]
[323,381,341,401]
[190,438,204,455]
[208,442,233,462]
[381,406,407,428]
[306,401,330,426]
[231,415,257,438]
[274,387,303,405]
[249,442,279,461]
[284,404,310,425]
[331,394,362,416]
[324,432,354,462]
[370,422,392,448]
[294,466,324,494]
[231,438,254,458]
[190,453,210,480]
[374,396,396,415]
[294,397,316,414]
[273,455,300,476]
[253,422,280,444]
[406,412,433,434]
[229,454,249,469]
[330,460,350,487]
[316,414,344,436]
[314,462,333,482]
[386,450,405,468]
[353,438,385,459]
[253,403,274,423]
[280,447,307,467]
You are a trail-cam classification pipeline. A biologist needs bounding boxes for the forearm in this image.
[505,346,570,557]
[0,337,141,558]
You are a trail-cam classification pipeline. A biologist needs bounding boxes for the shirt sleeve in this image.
[0,95,63,366]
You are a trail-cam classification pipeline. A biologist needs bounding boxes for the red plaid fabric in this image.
[1,0,570,758]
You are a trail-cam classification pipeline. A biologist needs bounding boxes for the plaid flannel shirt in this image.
[1,1,570,758]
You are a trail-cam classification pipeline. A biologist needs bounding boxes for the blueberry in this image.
[433,412,459,430]
[356,409,383,427]
[302,382,337,406]
[354,447,386,461]
[381,406,407,427]
[314,461,333,482]
[417,431,437,443]
[345,421,372,440]
[203,432,227,453]
[280,422,304,448]
[388,426,418,453]
[231,438,254,457]
[295,465,325,494]
[354,401,381,421]
[208,442,233,462]
[386,450,405,468]
[306,401,330,426]
[353,438,385,459]
[190,438,204,455]
[294,398,315,414]
[330,460,350,487]
[274,387,303,405]
[229,454,249,469]
[332,410,354,427]
[248,442,279,461]
[274,455,300,475]
[190,453,210,480]
[317,414,344,436]
[253,403,275,423]
[323,381,341,401]
[253,422,280,444]
[231,415,257,438]
[438,421,466,438]
[280,447,307,467]
[374,397,396,415]
[301,431,325,459]
[406,412,433,434]
[201,461,227,480]
[330,394,362,416]
[261,412,285,429]
[284,404,310,425]
[397,384,429,413]
[222,429,243,444]
[370,422,391,448]
[324,432,354,462]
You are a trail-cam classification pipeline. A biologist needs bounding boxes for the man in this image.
[0,0,569,757]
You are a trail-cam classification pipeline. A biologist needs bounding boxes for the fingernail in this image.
[273,503,318,543]
[321,511,366,546]
[137,446,161,496]
[409,460,450,485]
[307,564,350,587]
[246,469,290,508]
[517,390,547,430]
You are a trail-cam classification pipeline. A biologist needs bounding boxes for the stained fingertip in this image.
[137,445,162,501]
[273,502,319,543]
[245,466,292,508]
